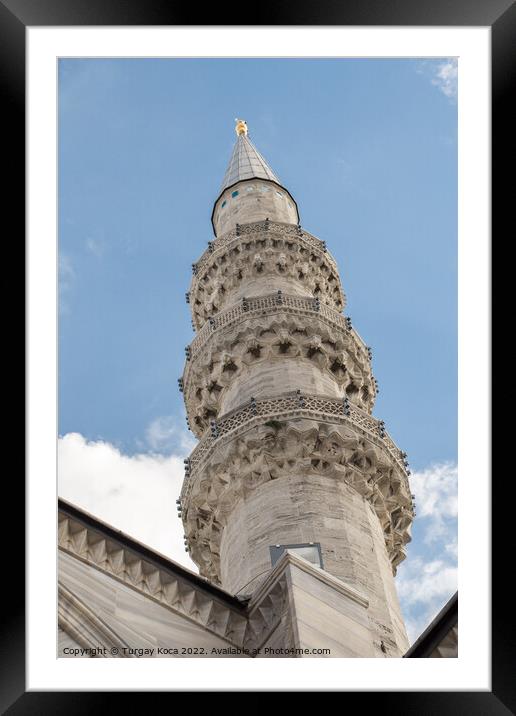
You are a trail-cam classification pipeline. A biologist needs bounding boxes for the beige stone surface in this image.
[58,626,83,656]
[213,179,299,237]
[251,551,375,658]
[183,414,411,588]
[58,551,248,657]
[58,521,389,658]
[219,470,408,655]
[430,625,458,658]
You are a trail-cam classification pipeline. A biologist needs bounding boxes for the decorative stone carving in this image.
[183,314,376,435]
[194,220,336,276]
[58,508,286,651]
[187,291,368,363]
[189,227,345,329]
[252,253,264,271]
[181,415,413,584]
[181,391,409,488]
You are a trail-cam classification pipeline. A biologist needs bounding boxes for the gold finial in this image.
[235,118,248,136]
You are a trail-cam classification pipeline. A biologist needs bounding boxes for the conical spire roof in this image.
[211,119,300,236]
[219,129,281,194]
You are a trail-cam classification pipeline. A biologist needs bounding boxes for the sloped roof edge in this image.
[403,592,458,658]
[58,497,247,611]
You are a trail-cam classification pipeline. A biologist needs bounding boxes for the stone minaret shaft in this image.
[179,120,414,656]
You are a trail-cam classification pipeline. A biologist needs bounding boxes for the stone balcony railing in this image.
[180,391,410,503]
[185,292,368,364]
[192,219,338,277]
[187,220,346,330]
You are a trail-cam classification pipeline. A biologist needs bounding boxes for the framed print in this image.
[5,0,511,707]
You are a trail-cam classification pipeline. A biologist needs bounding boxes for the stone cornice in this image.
[58,502,285,651]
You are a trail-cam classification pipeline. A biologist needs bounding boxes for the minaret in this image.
[179,120,414,656]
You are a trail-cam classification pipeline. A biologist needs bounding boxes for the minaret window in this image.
[269,543,324,568]
[221,200,227,208]
[231,190,239,198]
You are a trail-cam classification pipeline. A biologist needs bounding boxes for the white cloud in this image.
[58,432,197,572]
[432,59,458,99]
[145,415,196,455]
[410,461,457,518]
[410,460,457,544]
[85,236,105,258]
[59,254,75,282]
[445,538,458,559]
[397,461,458,643]
[398,557,457,606]
[397,556,458,644]
[417,59,458,101]
[58,253,75,315]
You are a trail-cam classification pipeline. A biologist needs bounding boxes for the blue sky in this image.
[58,58,457,643]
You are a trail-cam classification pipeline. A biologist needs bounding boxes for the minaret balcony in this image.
[181,390,410,500]
[188,220,346,330]
[181,299,378,436]
[180,391,413,586]
[187,291,367,364]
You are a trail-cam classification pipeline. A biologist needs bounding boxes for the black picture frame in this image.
[7,0,509,709]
